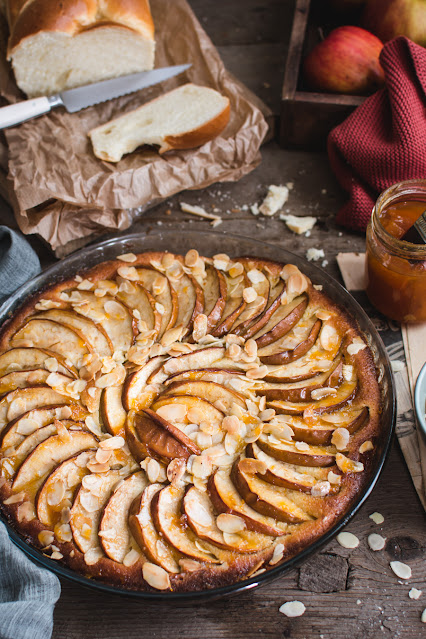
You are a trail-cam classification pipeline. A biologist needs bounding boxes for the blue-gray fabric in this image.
[0,226,41,304]
[0,523,61,639]
[0,227,61,639]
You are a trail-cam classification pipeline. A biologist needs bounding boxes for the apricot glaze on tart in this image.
[0,250,381,592]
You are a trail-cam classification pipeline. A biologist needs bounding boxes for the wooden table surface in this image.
[1,1,424,637]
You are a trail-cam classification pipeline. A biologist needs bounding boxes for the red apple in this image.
[363,0,426,46]
[303,25,385,95]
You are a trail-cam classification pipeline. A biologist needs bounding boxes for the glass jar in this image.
[365,180,426,323]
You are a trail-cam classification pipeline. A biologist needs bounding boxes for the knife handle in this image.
[0,97,52,129]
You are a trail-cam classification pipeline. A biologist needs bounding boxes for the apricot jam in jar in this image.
[366,180,426,323]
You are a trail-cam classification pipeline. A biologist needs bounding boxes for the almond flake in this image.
[99,435,125,450]
[117,266,139,281]
[327,470,341,485]
[337,532,359,549]
[347,338,367,356]
[331,428,350,451]
[216,513,246,533]
[239,458,267,475]
[179,558,201,572]
[359,440,374,454]
[243,287,257,304]
[167,458,186,485]
[342,364,354,381]
[4,491,26,505]
[369,511,384,524]
[47,480,66,506]
[246,366,268,380]
[390,561,412,580]
[38,530,55,546]
[191,456,212,479]
[96,448,112,464]
[270,543,285,565]
[229,262,244,278]
[279,601,306,618]
[146,458,161,483]
[50,551,63,560]
[84,548,103,565]
[160,326,184,347]
[311,387,337,401]
[368,533,386,551]
[311,481,330,497]
[142,562,171,590]
[117,253,137,263]
[336,453,364,474]
[184,249,199,267]
[16,418,39,435]
[320,324,338,351]
[295,441,309,452]
[192,314,208,342]
[409,588,422,600]
[123,548,141,567]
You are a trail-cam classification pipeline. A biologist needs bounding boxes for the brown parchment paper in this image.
[0,0,271,255]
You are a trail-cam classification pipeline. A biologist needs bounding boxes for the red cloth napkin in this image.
[328,36,426,233]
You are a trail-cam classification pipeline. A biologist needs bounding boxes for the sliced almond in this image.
[142,562,171,590]
[216,513,246,533]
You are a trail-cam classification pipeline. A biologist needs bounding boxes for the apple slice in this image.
[99,471,148,563]
[201,264,227,332]
[116,277,161,338]
[152,395,224,428]
[253,297,309,348]
[151,485,221,563]
[70,469,123,555]
[267,378,358,416]
[283,407,369,446]
[136,267,178,337]
[0,404,86,450]
[126,409,200,464]
[260,319,322,365]
[147,347,226,388]
[0,387,73,434]
[11,319,91,368]
[33,309,113,357]
[12,430,97,494]
[36,451,92,526]
[71,291,135,355]
[122,355,166,411]
[184,485,274,553]
[256,434,335,467]
[6,419,83,478]
[207,469,289,536]
[0,368,67,396]
[231,459,313,524]
[163,380,246,412]
[236,279,286,339]
[169,271,204,335]
[246,442,323,493]
[164,367,244,386]
[211,271,248,337]
[231,263,270,334]
[100,385,126,436]
[0,347,77,378]
[258,359,343,403]
[129,484,181,573]
[132,485,180,570]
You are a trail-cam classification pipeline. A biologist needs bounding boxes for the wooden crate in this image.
[280,0,366,150]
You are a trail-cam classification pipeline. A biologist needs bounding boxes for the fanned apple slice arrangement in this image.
[0,250,381,592]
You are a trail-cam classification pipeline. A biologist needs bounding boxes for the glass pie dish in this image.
[0,229,396,601]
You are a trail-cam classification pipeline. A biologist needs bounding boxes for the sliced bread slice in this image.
[88,83,231,162]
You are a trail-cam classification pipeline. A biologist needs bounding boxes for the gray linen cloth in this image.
[0,226,41,303]
[0,226,61,639]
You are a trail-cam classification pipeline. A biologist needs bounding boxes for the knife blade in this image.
[0,64,191,130]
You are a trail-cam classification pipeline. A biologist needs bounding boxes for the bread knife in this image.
[0,64,191,129]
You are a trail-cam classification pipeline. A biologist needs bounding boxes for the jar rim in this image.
[372,180,426,258]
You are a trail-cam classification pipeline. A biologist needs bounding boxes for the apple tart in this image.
[0,250,381,592]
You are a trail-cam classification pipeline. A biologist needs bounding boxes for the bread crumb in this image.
[280,214,317,235]
[250,203,260,216]
[306,248,325,262]
[259,185,289,216]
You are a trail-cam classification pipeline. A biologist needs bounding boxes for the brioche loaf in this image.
[89,83,231,162]
[4,0,155,97]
